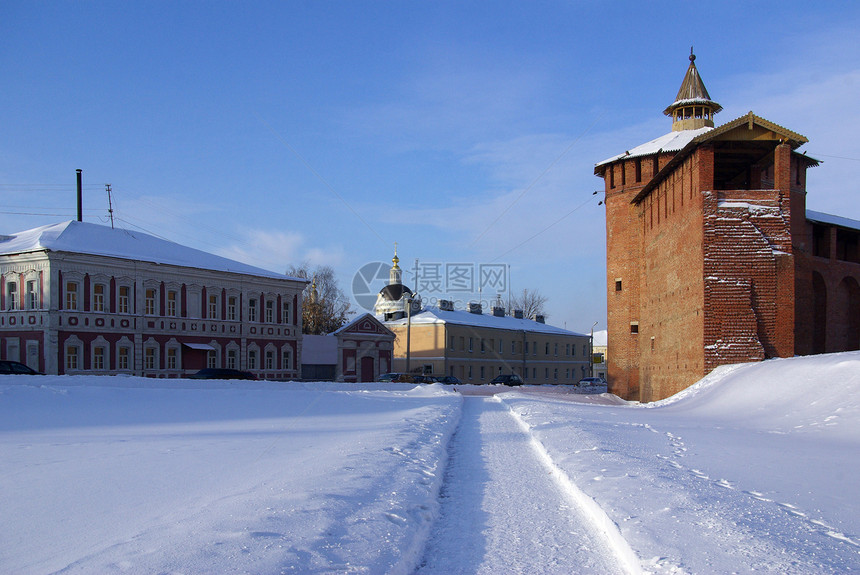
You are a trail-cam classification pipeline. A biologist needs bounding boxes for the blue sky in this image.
[2,1,859,333]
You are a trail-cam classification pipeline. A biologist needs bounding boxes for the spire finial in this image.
[690,46,695,62]
[392,242,400,269]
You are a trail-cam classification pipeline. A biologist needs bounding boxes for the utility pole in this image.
[105,184,114,229]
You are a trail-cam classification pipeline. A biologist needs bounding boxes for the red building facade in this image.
[0,221,306,378]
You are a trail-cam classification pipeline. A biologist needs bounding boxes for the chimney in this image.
[492,306,505,317]
[535,314,545,324]
[469,302,483,314]
[438,299,454,311]
[514,309,524,319]
[76,169,83,222]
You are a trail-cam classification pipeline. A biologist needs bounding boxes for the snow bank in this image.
[498,351,860,574]
[0,377,460,574]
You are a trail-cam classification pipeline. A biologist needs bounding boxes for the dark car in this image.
[577,377,608,387]
[377,372,415,383]
[434,376,462,385]
[413,375,438,384]
[189,368,257,380]
[0,360,42,375]
[489,374,524,386]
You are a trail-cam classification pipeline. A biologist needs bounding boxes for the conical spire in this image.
[663,49,722,131]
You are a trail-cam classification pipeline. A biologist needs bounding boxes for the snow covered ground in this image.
[1,352,858,574]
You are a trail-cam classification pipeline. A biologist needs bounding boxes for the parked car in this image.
[577,377,608,387]
[489,374,524,386]
[413,375,438,383]
[377,372,415,383]
[189,368,257,380]
[434,376,462,385]
[0,360,42,375]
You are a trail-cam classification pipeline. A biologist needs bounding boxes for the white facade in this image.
[0,221,306,378]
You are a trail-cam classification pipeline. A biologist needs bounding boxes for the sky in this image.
[2,1,859,333]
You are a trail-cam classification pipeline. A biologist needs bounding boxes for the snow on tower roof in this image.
[0,220,304,281]
[595,126,712,169]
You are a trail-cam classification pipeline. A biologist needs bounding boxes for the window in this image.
[533,342,537,356]
[65,345,79,370]
[532,367,537,379]
[92,284,106,312]
[615,278,623,292]
[265,350,274,370]
[282,348,292,370]
[449,336,455,350]
[248,349,257,369]
[545,368,549,380]
[248,299,258,322]
[65,282,79,310]
[554,368,558,380]
[93,346,106,370]
[208,350,217,369]
[6,281,18,310]
[208,295,218,319]
[118,347,130,370]
[498,339,503,354]
[347,356,356,373]
[282,300,291,324]
[480,339,485,353]
[26,280,38,309]
[118,286,130,314]
[145,288,156,315]
[480,366,485,379]
[228,296,237,321]
[583,345,588,355]
[468,366,473,379]
[524,341,528,354]
[545,342,550,355]
[167,291,177,317]
[554,343,559,356]
[460,337,465,351]
[468,338,473,352]
[167,348,177,370]
[145,347,156,370]
[566,344,571,356]
[227,349,237,370]
[265,300,274,323]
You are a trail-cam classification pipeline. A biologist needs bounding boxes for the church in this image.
[596,52,860,402]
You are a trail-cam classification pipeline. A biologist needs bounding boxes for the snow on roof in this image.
[382,306,587,337]
[0,220,304,281]
[807,210,860,232]
[595,126,712,168]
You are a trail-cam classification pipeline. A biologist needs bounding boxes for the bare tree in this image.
[509,288,548,320]
[286,263,353,335]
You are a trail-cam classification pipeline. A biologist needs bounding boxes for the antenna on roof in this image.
[106,184,114,229]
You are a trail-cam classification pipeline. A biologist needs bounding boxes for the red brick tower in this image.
[596,53,816,401]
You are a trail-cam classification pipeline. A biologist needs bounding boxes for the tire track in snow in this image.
[416,396,638,574]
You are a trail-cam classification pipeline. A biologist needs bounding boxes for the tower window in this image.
[630,322,639,334]
[615,279,623,292]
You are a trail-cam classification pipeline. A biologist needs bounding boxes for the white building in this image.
[0,220,306,378]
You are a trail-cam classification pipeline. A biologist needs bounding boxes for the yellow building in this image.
[385,300,591,384]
